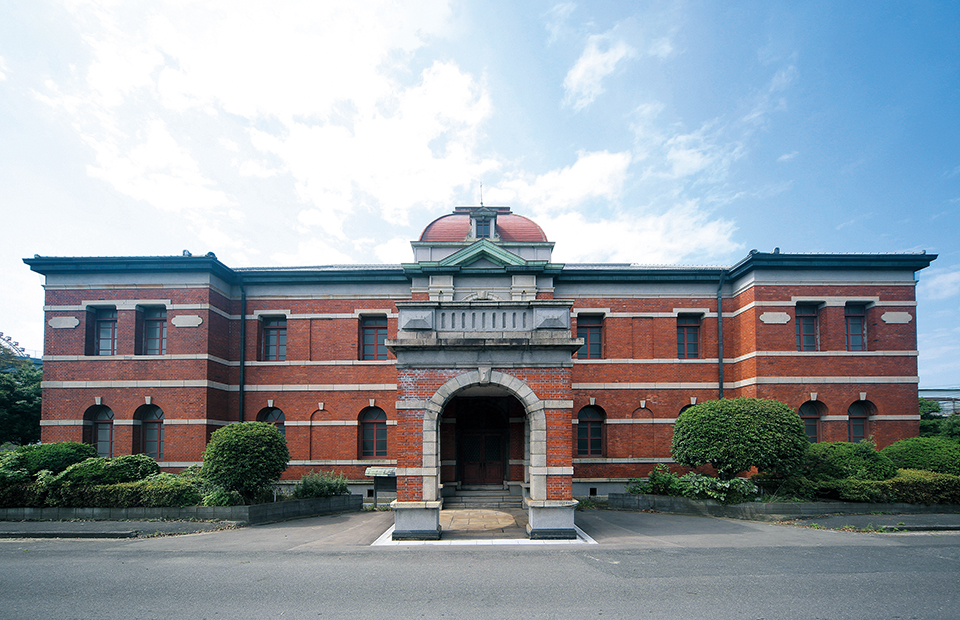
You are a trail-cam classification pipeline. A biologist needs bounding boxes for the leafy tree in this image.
[671,398,808,480]
[0,362,42,446]
[201,422,289,503]
[919,398,942,419]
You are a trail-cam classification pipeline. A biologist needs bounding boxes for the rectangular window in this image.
[577,421,603,455]
[95,308,117,356]
[576,315,603,359]
[475,219,490,238]
[845,304,867,351]
[796,304,819,351]
[261,317,287,361]
[142,307,167,355]
[361,316,388,360]
[677,315,700,359]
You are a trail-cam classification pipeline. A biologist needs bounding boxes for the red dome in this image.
[419,210,548,243]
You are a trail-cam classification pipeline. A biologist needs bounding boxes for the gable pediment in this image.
[438,239,527,269]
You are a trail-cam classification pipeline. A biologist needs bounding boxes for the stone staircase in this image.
[443,486,524,510]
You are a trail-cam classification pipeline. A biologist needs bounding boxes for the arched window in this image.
[798,401,824,443]
[847,401,871,443]
[84,405,114,458]
[257,407,285,437]
[136,405,164,459]
[577,406,605,456]
[359,407,387,458]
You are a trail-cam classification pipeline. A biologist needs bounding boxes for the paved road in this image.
[1,510,958,619]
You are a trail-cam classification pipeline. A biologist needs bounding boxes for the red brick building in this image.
[25,206,935,539]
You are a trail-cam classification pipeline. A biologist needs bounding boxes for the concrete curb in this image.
[608,493,960,522]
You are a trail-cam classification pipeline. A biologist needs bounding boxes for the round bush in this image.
[671,398,809,480]
[881,437,960,476]
[201,422,289,503]
[805,441,897,481]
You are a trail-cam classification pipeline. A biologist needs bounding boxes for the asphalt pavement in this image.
[2,508,960,619]
[1,506,959,539]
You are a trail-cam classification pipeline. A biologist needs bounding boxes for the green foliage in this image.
[0,363,42,446]
[671,398,809,480]
[292,470,348,499]
[684,474,758,505]
[201,422,289,503]
[625,464,758,504]
[201,488,244,506]
[1,442,98,477]
[918,398,942,418]
[881,437,960,476]
[805,441,897,481]
[46,475,202,508]
[50,454,160,487]
[884,469,960,505]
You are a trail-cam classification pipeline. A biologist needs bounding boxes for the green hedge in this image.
[50,454,160,487]
[46,477,202,508]
[0,442,97,476]
[881,437,960,476]
[0,482,45,508]
[805,441,897,481]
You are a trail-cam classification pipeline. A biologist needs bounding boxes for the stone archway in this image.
[392,367,576,541]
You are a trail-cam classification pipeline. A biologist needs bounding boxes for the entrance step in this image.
[445,488,523,510]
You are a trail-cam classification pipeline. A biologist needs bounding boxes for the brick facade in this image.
[25,208,936,511]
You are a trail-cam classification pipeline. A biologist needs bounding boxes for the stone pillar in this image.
[525,401,577,539]
[391,402,441,540]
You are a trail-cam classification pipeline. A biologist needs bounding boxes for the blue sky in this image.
[1,1,958,387]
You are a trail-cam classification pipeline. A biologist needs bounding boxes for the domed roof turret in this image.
[419,206,548,243]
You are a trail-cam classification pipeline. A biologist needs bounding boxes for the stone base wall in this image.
[0,494,363,525]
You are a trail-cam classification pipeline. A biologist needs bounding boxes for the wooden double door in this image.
[460,432,504,484]
[455,397,512,486]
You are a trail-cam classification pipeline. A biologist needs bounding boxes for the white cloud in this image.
[253,60,497,231]
[545,200,739,264]
[0,56,8,80]
[544,3,576,44]
[85,119,232,212]
[563,34,636,111]
[489,150,632,215]
[271,240,357,267]
[374,237,414,264]
[777,151,798,162]
[742,64,797,125]
[920,268,960,300]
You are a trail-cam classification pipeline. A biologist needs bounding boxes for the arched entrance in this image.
[442,395,521,487]
[391,367,577,541]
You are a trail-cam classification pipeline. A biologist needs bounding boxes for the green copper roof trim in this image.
[437,239,528,268]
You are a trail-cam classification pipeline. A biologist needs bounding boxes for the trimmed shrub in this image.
[50,454,160,487]
[292,470,349,499]
[48,476,203,508]
[201,422,289,503]
[1,442,97,477]
[885,469,960,505]
[0,483,44,508]
[881,437,960,476]
[671,398,809,480]
[805,441,897,481]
